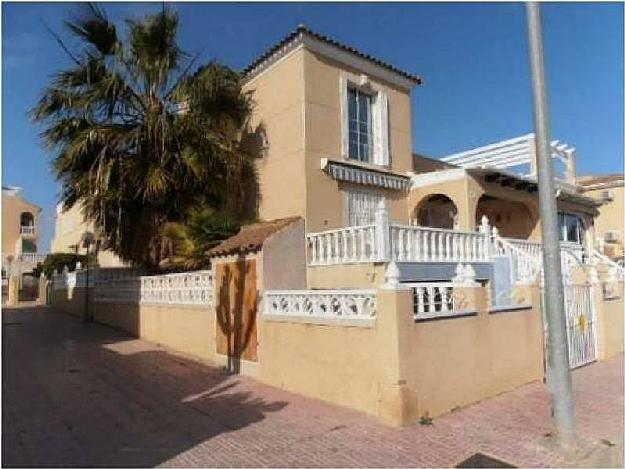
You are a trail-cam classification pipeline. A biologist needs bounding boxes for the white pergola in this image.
[440,133,577,183]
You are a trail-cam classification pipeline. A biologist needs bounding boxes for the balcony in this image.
[19,253,46,264]
[20,225,35,236]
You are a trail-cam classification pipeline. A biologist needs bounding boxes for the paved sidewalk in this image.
[3,306,623,467]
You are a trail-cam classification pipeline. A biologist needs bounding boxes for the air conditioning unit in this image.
[604,230,620,243]
[600,190,614,202]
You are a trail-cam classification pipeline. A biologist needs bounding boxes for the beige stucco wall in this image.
[307,263,386,289]
[51,203,125,267]
[260,286,545,426]
[262,219,307,290]
[2,190,41,256]
[584,185,624,258]
[302,49,412,231]
[260,289,409,425]
[397,286,544,418]
[52,287,217,364]
[595,283,624,361]
[243,46,414,230]
[243,49,307,223]
[407,172,601,245]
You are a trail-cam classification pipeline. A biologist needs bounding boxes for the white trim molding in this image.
[321,158,410,191]
[409,168,467,188]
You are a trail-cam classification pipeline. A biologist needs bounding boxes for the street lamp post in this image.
[526,2,576,448]
[81,231,95,323]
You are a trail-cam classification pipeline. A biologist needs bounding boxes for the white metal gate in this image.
[563,284,597,369]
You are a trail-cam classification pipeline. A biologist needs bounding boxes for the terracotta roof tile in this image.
[577,173,624,188]
[208,216,302,256]
[243,25,422,85]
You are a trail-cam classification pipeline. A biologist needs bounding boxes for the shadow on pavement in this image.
[2,306,287,467]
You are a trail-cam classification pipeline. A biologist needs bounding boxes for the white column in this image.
[374,199,390,262]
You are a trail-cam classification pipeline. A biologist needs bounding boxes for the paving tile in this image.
[3,305,623,468]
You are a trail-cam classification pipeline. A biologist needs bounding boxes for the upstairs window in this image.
[558,212,584,244]
[348,87,372,163]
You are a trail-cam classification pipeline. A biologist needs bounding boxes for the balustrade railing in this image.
[306,225,378,265]
[140,271,213,306]
[264,289,376,320]
[94,277,141,303]
[20,226,35,236]
[95,270,214,306]
[307,223,489,265]
[390,225,489,263]
[18,253,46,263]
[407,282,472,320]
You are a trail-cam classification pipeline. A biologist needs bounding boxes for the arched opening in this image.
[20,212,34,227]
[475,195,535,239]
[413,194,458,230]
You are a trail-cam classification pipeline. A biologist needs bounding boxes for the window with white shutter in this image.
[345,189,384,226]
[341,77,390,167]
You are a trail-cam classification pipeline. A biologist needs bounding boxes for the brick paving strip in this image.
[2,306,623,468]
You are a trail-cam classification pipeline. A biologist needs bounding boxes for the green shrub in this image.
[33,253,92,278]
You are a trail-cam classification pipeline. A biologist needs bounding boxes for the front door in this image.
[563,283,597,369]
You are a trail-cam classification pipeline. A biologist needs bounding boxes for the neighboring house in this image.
[1,186,45,277]
[577,173,624,262]
[50,202,125,267]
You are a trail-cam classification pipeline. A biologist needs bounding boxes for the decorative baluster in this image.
[471,235,478,261]
[341,230,348,262]
[414,230,421,261]
[325,234,332,264]
[406,229,413,261]
[416,287,425,314]
[397,229,405,261]
[427,285,435,313]
[437,232,443,261]
[348,229,355,261]
[445,233,452,261]
[360,229,367,262]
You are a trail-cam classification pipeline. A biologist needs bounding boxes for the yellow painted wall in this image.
[595,283,624,360]
[302,49,413,231]
[260,286,545,425]
[52,288,216,364]
[2,190,41,256]
[584,185,624,258]
[243,49,307,222]
[397,287,544,418]
[307,263,386,289]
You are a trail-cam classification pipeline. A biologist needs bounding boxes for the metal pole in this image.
[526,2,576,446]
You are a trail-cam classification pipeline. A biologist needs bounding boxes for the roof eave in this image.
[242,26,422,90]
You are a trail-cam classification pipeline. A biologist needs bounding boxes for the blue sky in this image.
[2,2,623,252]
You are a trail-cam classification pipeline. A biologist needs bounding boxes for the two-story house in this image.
[1,186,45,277]
[240,26,603,291]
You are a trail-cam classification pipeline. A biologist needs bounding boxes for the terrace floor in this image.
[3,305,623,468]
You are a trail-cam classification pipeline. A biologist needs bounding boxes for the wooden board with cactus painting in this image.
[215,258,258,365]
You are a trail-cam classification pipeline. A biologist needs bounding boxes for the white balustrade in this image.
[493,236,542,284]
[390,225,489,263]
[307,224,490,266]
[94,270,214,306]
[18,253,46,263]
[140,271,213,306]
[94,277,141,303]
[407,282,469,320]
[306,225,378,265]
[20,226,35,236]
[264,289,376,319]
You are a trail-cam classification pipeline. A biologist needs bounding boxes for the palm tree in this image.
[32,4,261,269]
